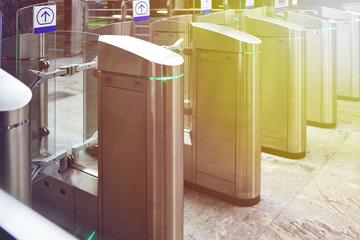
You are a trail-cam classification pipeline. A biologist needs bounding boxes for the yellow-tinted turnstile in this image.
[186,22,261,206]
[322,7,360,101]
[286,11,337,128]
[246,16,307,159]
[98,35,184,240]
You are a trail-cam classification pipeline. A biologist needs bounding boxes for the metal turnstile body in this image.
[196,10,237,28]
[286,11,337,128]
[246,16,307,159]
[322,7,360,101]
[187,23,261,206]
[150,14,192,127]
[342,3,360,13]
[1,34,48,159]
[0,69,32,205]
[98,35,184,240]
[149,15,194,182]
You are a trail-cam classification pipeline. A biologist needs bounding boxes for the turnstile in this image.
[196,9,238,28]
[149,15,192,127]
[186,22,261,206]
[286,11,337,128]
[149,15,193,181]
[246,16,306,159]
[0,69,32,205]
[322,7,360,101]
[97,35,184,240]
[1,34,48,159]
[342,3,360,13]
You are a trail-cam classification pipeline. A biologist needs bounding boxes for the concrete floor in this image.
[49,54,360,240]
[184,100,360,240]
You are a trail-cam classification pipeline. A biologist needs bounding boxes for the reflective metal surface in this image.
[0,69,32,205]
[196,9,237,27]
[0,189,77,240]
[98,35,184,240]
[150,15,193,133]
[286,11,337,128]
[2,34,47,157]
[322,7,360,101]
[246,16,307,159]
[187,23,261,205]
[98,35,184,78]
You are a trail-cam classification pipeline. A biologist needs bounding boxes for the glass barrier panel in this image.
[44,31,99,173]
[84,0,117,31]
[16,2,57,159]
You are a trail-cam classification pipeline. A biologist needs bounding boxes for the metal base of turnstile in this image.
[307,121,337,129]
[185,182,261,207]
[337,96,360,102]
[262,147,306,160]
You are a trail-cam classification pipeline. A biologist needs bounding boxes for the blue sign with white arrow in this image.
[133,0,150,22]
[34,5,56,34]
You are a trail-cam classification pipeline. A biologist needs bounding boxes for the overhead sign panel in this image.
[33,5,56,34]
[246,0,255,9]
[275,0,289,12]
[133,0,150,22]
[201,0,212,14]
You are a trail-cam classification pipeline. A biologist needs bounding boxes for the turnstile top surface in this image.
[246,15,305,38]
[191,22,261,52]
[342,3,360,13]
[150,15,192,32]
[0,69,32,112]
[98,35,184,77]
[322,6,360,20]
[286,11,337,29]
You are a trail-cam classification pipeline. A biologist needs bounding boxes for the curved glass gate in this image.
[15,2,100,176]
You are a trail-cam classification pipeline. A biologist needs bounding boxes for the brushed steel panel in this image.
[260,44,288,142]
[196,172,235,196]
[336,21,352,97]
[102,72,147,93]
[262,135,288,152]
[101,85,146,240]
[196,54,236,182]
[236,44,261,200]
[146,79,184,240]
[306,33,322,123]
[184,142,192,182]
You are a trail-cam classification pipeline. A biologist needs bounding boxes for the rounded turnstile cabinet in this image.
[286,11,337,128]
[186,22,261,206]
[322,7,360,101]
[97,35,184,240]
[246,16,307,159]
[0,69,32,205]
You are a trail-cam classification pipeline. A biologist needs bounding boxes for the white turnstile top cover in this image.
[191,22,261,52]
[246,15,305,37]
[98,35,184,77]
[286,11,337,29]
[0,69,32,112]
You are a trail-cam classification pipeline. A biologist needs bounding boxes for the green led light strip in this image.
[322,27,338,30]
[240,51,262,55]
[233,17,240,21]
[88,231,96,240]
[148,73,184,81]
[352,18,360,22]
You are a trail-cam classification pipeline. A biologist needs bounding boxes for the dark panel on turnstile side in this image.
[196,50,236,186]
[102,83,146,240]
[260,41,288,149]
